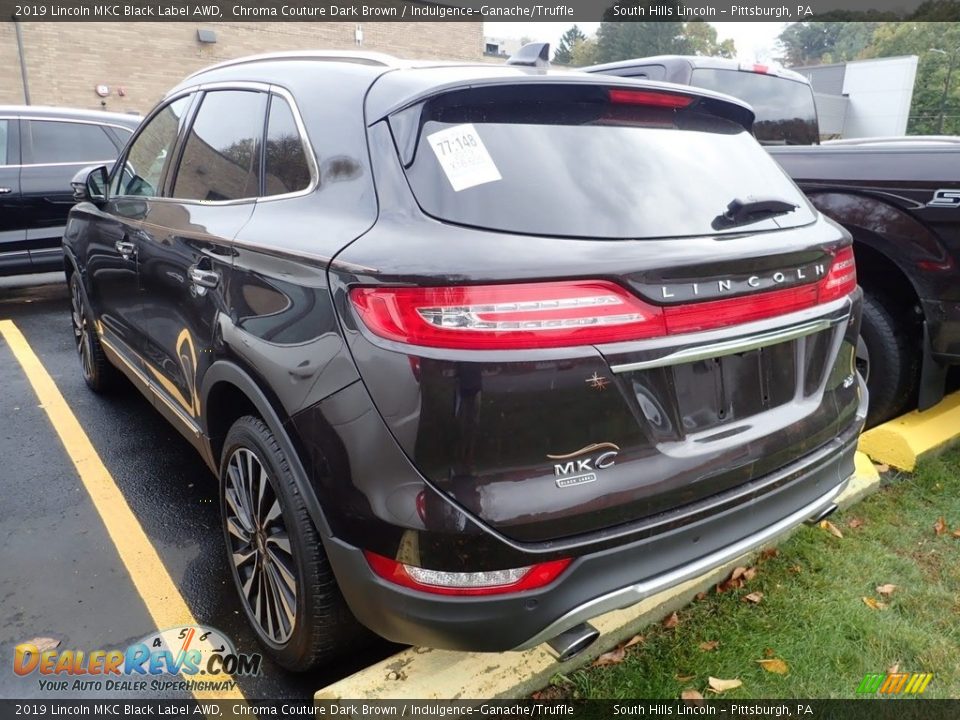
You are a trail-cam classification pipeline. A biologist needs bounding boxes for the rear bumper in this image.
[325,381,865,652]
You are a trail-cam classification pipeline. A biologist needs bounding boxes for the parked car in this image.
[63,51,866,671]
[586,56,960,426]
[0,106,138,276]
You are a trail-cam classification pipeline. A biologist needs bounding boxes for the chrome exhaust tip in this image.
[804,502,838,526]
[545,623,600,663]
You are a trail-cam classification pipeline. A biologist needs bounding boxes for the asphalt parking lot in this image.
[0,273,397,700]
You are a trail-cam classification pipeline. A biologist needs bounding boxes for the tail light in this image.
[607,88,694,109]
[349,281,666,349]
[818,245,857,303]
[349,247,857,349]
[364,551,571,596]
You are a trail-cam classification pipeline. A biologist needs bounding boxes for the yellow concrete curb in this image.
[858,392,960,471]
[315,453,882,701]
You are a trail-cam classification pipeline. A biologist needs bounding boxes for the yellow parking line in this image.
[0,319,245,702]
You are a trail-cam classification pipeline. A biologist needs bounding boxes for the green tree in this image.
[680,20,736,58]
[591,20,736,65]
[570,37,600,67]
[862,22,960,134]
[776,22,879,65]
[554,25,587,65]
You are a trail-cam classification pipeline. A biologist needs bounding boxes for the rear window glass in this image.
[689,69,819,146]
[395,85,814,240]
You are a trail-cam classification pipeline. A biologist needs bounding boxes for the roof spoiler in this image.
[507,42,550,69]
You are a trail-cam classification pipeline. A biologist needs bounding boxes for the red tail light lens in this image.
[350,247,857,349]
[608,88,694,109]
[818,245,857,304]
[364,551,572,596]
[349,281,666,349]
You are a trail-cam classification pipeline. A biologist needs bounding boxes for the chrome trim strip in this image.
[98,333,201,438]
[610,316,843,374]
[513,480,847,651]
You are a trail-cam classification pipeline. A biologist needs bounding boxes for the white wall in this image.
[841,56,918,138]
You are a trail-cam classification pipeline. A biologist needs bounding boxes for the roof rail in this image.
[184,50,402,80]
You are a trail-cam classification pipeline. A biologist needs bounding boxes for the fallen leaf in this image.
[862,597,888,610]
[759,548,779,561]
[874,463,890,473]
[743,567,758,582]
[730,566,748,581]
[743,591,764,604]
[888,662,900,674]
[695,592,707,601]
[623,634,645,649]
[680,689,704,701]
[953,529,960,539]
[934,517,948,536]
[675,673,695,682]
[756,658,789,675]
[819,520,843,538]
[662,612,680,629]
[876,584,897,596]
[707,676,743,693]
[22,637,59,652]
[848,517,864,529]
[698,640,719,652]
[788,565,803,574]
[763,647,776,658]
[592,647,626,667]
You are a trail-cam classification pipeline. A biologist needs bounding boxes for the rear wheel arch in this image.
[200,361,333,537]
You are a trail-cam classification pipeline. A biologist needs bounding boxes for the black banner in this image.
[2,0,959,22]
[3,700,960,720]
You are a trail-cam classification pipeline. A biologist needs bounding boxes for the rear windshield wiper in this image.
[712,197,798,230]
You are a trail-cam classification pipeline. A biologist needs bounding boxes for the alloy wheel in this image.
[71,279,93,380]
[224,447,297,645]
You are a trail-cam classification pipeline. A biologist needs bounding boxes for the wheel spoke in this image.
[224,445,298,644]
[265,562,295,637]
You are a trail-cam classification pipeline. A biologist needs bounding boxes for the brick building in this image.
[1,21,484,114]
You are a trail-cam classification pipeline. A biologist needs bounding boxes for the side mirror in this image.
[71,165,109,203]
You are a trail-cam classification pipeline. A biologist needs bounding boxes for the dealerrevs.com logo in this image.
[13,625,261,693]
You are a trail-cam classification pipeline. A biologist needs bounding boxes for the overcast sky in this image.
[484,22,789,63]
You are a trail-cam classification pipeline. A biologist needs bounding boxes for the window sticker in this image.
[427,123,502,192]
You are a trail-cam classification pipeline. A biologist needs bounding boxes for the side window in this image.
[172,90,266,202]
[114,96,190,198]
[28,121,118,164]
[263,96,312,197]
[0,120,7,165]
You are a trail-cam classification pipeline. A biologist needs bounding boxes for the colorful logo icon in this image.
[857,672,933,695]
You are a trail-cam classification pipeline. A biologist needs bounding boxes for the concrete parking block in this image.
[859,392,960,471]
[315,451,883,701]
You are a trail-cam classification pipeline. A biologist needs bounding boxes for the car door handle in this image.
[0,187,11,194]
[188,266,220,289]
[115,240,136,259]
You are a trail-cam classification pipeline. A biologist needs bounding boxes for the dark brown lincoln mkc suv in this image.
[63,51,867,670]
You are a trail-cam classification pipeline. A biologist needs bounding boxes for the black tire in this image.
[219,415,366,671]
[858,290,920,427]
[69,272,117,393]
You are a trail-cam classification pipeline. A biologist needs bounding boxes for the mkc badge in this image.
[547,442,619,488]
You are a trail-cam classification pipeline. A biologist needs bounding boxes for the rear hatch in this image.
[333,74,861,544]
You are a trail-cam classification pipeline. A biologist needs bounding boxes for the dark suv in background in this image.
[0,106,138,276]
[64,52,866,670]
